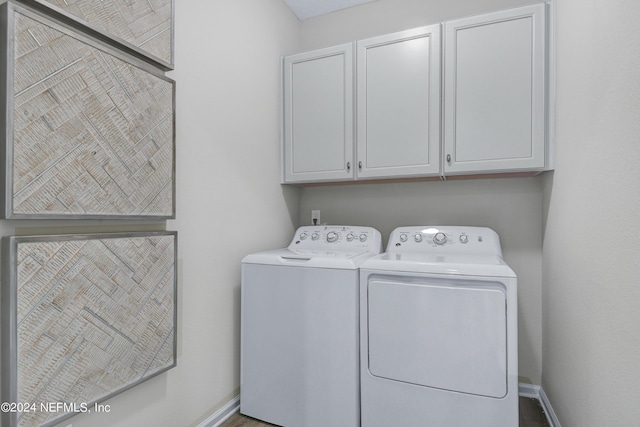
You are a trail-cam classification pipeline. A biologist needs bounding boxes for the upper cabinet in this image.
[282,3,552,185]
[282,44,354,183]
[443,3,547,175]
[357,25,441,179]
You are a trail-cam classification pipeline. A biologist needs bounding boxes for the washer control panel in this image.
[387,226,503,256]
[290,225,382,253]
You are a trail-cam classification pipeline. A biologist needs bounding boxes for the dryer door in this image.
[366,276,508,398]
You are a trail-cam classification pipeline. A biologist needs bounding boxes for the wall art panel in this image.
[1,2,176,219]
[1,231,178,427]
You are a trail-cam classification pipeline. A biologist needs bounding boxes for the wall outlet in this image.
[311,210,320,225]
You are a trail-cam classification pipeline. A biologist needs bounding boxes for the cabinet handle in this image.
[446,154,451,163]
[358,161,362,171]
[347,162,351,171]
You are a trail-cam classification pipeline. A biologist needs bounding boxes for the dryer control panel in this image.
[289,225,382,253]
[387,226,503,256]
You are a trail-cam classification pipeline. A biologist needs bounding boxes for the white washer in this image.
[360,226,518,427]
[241,225,382,427]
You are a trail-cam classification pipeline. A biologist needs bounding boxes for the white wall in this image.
[0,1,300,426]
[296,0,545,385]
[542,0,640,425]
[296,0,537,52]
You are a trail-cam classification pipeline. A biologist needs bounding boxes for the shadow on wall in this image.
[297,176,545,246]
[282,184,303,228]
[541,171,554,239]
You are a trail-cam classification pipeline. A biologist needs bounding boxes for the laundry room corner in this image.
[7,0,640,425]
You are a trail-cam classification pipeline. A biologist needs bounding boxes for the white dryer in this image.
[241,225,382,427]
[360,226,518,427]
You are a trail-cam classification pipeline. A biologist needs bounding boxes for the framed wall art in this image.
[1,1,176,219]
[1,231,178,427]
[20,0,174,69]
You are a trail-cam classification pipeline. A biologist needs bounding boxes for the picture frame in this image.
[1,1,176,219]
[1,231,178,427]
[19,0,174,70]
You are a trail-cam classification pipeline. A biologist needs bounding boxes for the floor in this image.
[221,397,550,427]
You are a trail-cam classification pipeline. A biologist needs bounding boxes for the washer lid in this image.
[361,252,516,278]
[242,248,377,269]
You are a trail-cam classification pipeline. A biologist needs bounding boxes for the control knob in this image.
[311,233,319,241]
[299,232,308,240]
[327,232,339,243]
[399,234,408,242]
[346,233,355,242]
[359,234,368,242]
[414,234,423,243]
[433,232,447,245]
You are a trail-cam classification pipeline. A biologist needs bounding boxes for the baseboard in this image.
[519,383,561,427]
[197,395,240,427]
[538,387,561,427]
[518,382,542,398]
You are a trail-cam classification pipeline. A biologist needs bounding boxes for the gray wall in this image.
[542,0,640,425]
[296,0,545,385]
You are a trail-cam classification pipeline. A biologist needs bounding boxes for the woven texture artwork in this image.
[41,0,173,64]
[10,11,174,218]
[12,233,176,427]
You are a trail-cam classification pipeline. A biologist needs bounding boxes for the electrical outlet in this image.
[311,210,320,225]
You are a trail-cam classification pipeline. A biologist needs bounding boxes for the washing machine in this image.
[360,226,518,426]
[241,225,382,427]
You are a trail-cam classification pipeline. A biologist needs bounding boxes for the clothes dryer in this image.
[241,225,382,427]
[360,226,518,426]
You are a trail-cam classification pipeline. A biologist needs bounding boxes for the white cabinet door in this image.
[283,44,354,183]
[357,25,441,179]
[443,4,547,175]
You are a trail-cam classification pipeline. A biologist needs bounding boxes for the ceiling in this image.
[282,0,378,20]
